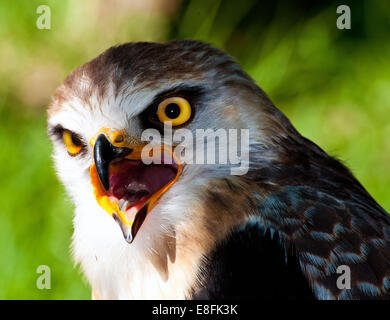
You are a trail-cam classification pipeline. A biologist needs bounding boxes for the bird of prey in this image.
[48,40,390,300]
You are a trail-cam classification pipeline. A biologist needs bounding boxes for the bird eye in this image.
[63,130,83,156]
[157,97,192,126]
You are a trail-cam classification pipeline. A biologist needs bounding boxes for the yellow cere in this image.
[157,97,192,126]
[63,130,82,155]
[90,128,126,148]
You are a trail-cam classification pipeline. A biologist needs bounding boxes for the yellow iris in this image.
[63,130,82,155]
[157,97,192,126]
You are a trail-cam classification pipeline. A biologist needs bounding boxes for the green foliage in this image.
[0,0,389,299]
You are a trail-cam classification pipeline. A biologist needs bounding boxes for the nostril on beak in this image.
[114,134,124,144]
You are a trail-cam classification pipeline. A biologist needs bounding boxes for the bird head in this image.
[47,41,292,287]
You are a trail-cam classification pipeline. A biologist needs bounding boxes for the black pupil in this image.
[165,103,181,119]
[71,132,81,146]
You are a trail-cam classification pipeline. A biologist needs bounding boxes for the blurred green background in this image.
[0,0,389,299]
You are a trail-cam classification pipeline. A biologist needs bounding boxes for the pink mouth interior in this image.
[107,159,177,221]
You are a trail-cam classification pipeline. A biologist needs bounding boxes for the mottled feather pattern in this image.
[249,134,390,299]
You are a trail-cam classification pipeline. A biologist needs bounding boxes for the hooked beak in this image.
[90,130,181,243]
[93,134,132,191]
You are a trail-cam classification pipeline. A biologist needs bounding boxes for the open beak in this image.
[90,130,181,243]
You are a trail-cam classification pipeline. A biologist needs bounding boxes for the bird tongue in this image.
[107,159,177,219]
